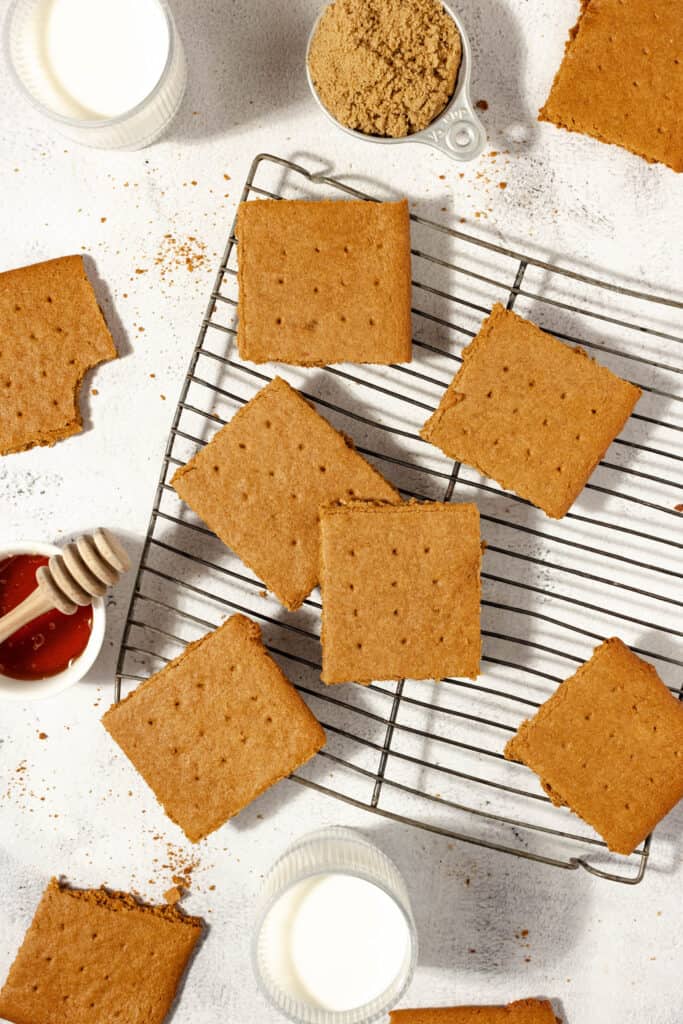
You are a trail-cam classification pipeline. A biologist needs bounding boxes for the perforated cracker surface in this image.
[236,198,413,365]
[320,501,481,684]
[102,614,325,842]
[0,255,117,455]
[0,878,202,1024]
[505,638,683,855]
[539,0,683,172]
[421,304,641,518]
[390,998,558,1023]
[172,376,400,610]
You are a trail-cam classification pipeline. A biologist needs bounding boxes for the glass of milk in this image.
[4,0,186,149]
[253,827,418,1024]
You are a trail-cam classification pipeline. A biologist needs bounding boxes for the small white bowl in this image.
[306,0,486,162]
[0,541,106,702]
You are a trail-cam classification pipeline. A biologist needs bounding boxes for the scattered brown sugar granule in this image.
[308,0,462,138]
[154,234,207,282]
[499,181,508,189]
[475,99,489,111]
[37,732,48,740]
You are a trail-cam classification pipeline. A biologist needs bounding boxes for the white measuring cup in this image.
[306,1,486,163]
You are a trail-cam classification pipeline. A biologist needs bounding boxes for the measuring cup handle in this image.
[420,106,487,162]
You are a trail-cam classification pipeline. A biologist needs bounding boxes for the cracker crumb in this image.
[37,732,48,740]
[475,99,489,110]
[499,181,508,189]
[164,886,182,905]
[91,389,99,396]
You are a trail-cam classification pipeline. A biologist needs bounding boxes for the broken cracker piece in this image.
[0,877,202,1024]
[0,255,117,456]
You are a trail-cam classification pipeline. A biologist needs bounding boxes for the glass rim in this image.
[252,830,419,1024]
[3,0,178,129]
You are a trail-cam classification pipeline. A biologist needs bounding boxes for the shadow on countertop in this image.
[170,0,314,142]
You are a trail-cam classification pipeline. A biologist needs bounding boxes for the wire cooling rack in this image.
[116,153,682,885]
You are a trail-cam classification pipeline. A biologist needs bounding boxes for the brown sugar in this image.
[308,0,461,138]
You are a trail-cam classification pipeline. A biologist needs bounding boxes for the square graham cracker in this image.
[505,638,683,855]
[236,198,412,365]
[420,304,641,518]
[320,501,481,685]
[172,376,399,610]
[102,614,325,842]
[0,255,117,456]
[540,0,682,173]
[390,999,558,1024]
[0,877,202,1024]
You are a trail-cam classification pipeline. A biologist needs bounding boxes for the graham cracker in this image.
[505,638,683,855]
[420,304,641,518]
[236,198,412,365]
[0,877,202,1024]
[320,501,481,684]
[172,376,400,610]
[390,999,558,1023]
[0,255,117,456]
[539,0,682,172]
[102,614,325,842]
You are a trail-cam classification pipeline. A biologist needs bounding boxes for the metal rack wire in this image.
[115,153,682,885]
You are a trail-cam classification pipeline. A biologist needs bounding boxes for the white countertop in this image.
[1,2,682,1022]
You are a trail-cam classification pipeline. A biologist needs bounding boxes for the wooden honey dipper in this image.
[0,529,130,645]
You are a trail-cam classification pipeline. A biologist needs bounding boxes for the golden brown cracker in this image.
[0,256,117,456]
[390,999,558,1023]
[539,0,682,172]
[505,638,683,854]
[102,614,325,842]
[320,501,481,684]
[0,877,202,1024]
[236,198,412,365]
[420,304,640,518]
[172,376,400,610]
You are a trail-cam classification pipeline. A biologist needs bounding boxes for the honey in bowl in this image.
[0,554,93,681]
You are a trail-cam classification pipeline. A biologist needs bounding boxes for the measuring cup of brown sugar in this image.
[306,0,486,162]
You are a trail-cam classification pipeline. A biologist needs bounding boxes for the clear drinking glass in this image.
[4,0,187,150]
[252,827,418,1024]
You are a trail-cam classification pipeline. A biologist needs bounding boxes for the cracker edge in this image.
[101,613,326,841]
[420,304,641,518]
[0,877,203,1023]
[503,637,682,854]
[319,499,482,685]
[1,254,118,456]
[171,376,400,610]
[235,199,413,365]
[538,0,683,173]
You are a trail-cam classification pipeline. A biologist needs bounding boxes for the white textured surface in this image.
[0,2,682,1023]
